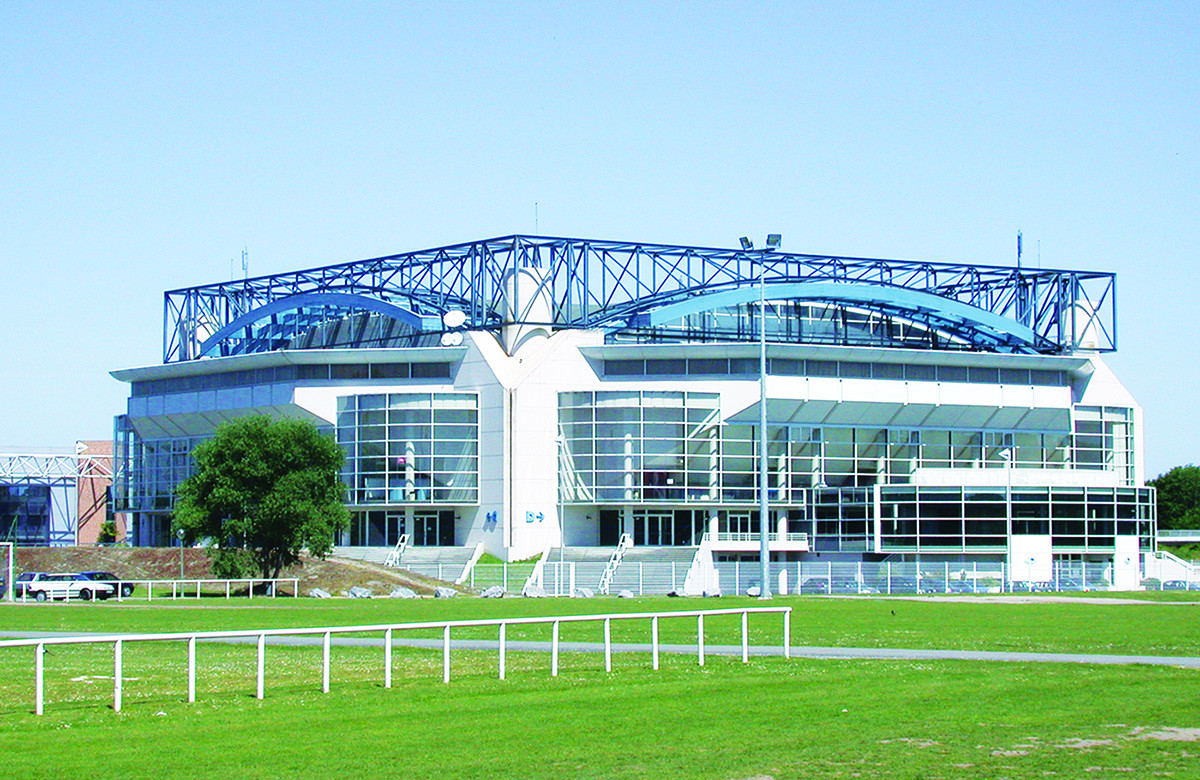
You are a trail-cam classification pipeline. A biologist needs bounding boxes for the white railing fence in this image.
[15,578,300,603]
[467,563,538,593]
[541,561,577,596]
[714,560,1129,596]
[706,532,809,545]
[0,606,792,716]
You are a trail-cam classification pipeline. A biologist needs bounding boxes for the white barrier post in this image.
[256,634,265,699]
[741,611,749,663]
[384,628,393,689]
[551,620,560,677]
[225,581,230,600]
[114,640,123,713]
[322,632,331,693]
[783,610,791,658]
[498,623,506,681]
[187,636,197,702]
[35,643,45,715]
[651,615,659,670]
[697,614,705,666]
[442,625,451,683]
[604,618,612,673]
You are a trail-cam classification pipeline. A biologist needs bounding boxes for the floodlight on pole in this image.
[740,234,781,600]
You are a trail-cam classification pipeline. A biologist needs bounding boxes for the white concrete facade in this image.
[110,236,1155,581]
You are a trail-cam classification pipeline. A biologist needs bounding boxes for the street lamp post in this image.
[556,434,566,596]
[1000,447,1013,591]
[741,234,781,599]
[176,527,185,580]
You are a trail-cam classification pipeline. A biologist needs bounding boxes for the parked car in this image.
[79,571,136,597]
[1056,576,1086,591]
[800,576,876,594]
[17,572,118,602]
[884,576,919,593]
[14,571,44,598]
[917,578,947,594]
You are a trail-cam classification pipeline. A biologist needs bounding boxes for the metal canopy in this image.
[162,235,1117,363]
[725,398,1072,433]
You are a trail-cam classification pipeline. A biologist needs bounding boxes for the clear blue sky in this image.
[1,1,1196,477]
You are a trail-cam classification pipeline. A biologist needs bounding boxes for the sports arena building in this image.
[111,235,1155,591]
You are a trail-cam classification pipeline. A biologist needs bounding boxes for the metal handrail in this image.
[383,533,410,567]
[707,532,809,544]
[598,533,633,594]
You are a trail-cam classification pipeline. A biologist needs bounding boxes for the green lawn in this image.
[2,596,1200,778]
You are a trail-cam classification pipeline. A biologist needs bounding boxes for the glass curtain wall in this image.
[560,393,1137,504]
[879,485,1155,553]
[338,392,479,506]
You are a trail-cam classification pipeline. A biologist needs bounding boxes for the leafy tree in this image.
[174,415,350,579]
[1148,465,1200,530]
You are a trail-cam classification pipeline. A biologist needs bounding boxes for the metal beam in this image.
[163,236,1117,362]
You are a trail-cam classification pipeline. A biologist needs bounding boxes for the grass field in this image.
[3,595,1199,778]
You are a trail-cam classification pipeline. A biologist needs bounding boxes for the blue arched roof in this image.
[198,292,435,357]
[630,281,1040,349]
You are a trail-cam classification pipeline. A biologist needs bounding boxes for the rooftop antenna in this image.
[241,247,249,280]
[1016,230,1023,269]
[534,202,539,235]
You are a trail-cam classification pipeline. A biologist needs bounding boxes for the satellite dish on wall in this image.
[440,331,464,347]
[442,309,467,329]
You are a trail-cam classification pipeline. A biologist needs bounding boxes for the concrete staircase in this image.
[332,545,392,565]
[605,547,698,595]
[333,545,474,582]
[542,546,613,594]
[334,544,699,594]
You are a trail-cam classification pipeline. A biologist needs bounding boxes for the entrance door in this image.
[672,509,705,546]
[413,511,439,546]
[634,510,674,546]
[599,510,621,546]
[437,510,456,546]
[413,510,456,546]
[386,512,405,546]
